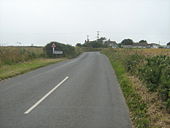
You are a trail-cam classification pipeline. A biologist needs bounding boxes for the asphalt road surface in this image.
[0,52,132,128]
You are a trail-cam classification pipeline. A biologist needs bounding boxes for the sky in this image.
[0,0,170,46]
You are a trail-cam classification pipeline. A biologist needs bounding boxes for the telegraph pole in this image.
[97,31,100,40]
[87,35,89,42]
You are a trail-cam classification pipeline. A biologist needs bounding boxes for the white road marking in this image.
[24,76,69,114]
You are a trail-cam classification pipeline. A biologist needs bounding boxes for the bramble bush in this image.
[125,55,170,112]
[125,54,145,75]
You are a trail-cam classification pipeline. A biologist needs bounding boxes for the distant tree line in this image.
[120,39,148,45]
[76,38,150,48]
[76,37,114,48]
[76,37,152,48]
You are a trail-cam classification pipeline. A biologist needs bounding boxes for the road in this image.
[0,52,132,128]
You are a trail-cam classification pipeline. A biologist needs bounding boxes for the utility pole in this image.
[97,31,100,40]
[87,35,89,42]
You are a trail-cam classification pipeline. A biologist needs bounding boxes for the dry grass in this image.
[136,49,170,56]
[128,75,170,128]
[0,46,44,65]
[114,48,170,57]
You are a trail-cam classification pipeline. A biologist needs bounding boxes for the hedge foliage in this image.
[125,54,170,112]
[44,42,78,58]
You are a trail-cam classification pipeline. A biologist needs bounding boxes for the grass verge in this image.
[102,49,150,128]
[0,58,66,80]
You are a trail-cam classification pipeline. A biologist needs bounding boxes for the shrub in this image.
[138,56,168,91]
[125,54,144,75]
[44,42,77,58]
[136,55,170,109]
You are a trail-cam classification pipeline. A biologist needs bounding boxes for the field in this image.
[0,46,44,65]
[102,48,170,128]
[0,46,66,80]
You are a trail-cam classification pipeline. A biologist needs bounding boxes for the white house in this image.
[105,40,118,48]
[121,43,148,48]
[149,43,160,48]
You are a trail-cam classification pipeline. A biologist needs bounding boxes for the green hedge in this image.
[44,42,78,58]
[124,55,170,112]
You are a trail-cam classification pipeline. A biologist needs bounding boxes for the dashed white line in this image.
[24,76,69,114]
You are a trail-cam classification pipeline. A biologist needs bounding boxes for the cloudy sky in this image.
[0,0,170,46]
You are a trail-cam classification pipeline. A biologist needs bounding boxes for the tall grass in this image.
[0,46,44,65]
[102,48,150,128]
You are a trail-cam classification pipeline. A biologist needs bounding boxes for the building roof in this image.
[105,40,117,45]
[132,43,148,46]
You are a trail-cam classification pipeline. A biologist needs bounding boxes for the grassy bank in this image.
[0,58,65,80]
[0,45,84,80]
[102,48,150,128]
[102,48,170,128]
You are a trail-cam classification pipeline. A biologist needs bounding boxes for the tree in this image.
[121,39,134,45]
[83,40,105,48]
[82,37,108,48]
[76,43,82,47]
[139,40,147,44]
[97,37,106,44]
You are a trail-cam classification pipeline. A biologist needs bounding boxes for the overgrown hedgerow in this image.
[102,48,150,128]
[126,55,170,112]
[102,48,170,127]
